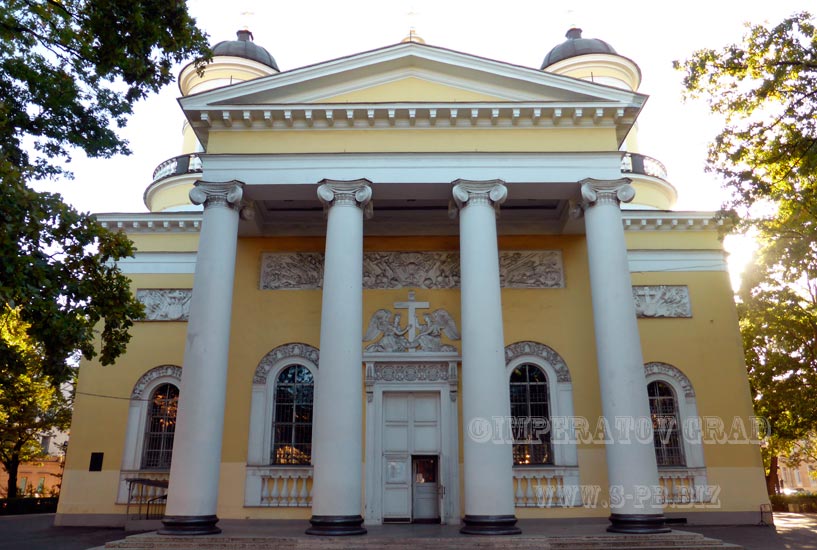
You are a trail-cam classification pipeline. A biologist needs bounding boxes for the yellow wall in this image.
[320,77,507,103]
[207,128,618,155]
[58,229,767,522]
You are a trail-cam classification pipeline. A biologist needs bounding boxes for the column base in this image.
[460,515,521,535]
[607,513,670,534]
[159,515,221,535]
[305,515,367,536]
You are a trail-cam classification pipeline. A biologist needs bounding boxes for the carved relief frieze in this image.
[504,341,571,383]
[136,289,192,321]
[254,343,320,384]
[259,253,323,290]
[371,363,452,383]
[259,251,564,290]
[131,365,182,399]
[363,291,460,353]
[632,285,692,318]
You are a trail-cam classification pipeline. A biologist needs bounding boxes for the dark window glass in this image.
[271,365,314,465]
[648,381,685,467]
[510,364,553,465]
[141,383,179,470]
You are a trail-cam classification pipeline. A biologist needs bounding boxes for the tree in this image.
[0,308,72,499]
[676,12,817,493]
[0,1,211,383]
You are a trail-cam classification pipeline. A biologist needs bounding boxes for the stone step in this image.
[104,532,741,550]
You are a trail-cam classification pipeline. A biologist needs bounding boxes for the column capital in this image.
[580,177,634,209]
[451,179,507,210]
[189,180,244,210]
[317,179,372,209]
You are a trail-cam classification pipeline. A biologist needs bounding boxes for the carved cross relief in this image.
[363,291,460,353]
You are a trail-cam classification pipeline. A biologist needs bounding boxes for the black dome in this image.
[541,28,617,69]
[212,30,279,71]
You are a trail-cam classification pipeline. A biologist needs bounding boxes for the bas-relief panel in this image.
[632,285,692,318]
[136,289,192,321]
[259,251,564,290]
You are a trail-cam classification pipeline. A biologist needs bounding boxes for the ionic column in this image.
[161,180,244,535]
[452,180,520,536]
[306,179,372,536]
[580,178,668,534]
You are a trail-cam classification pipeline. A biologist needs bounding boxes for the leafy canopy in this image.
[0,307,72,499]
[0,0,210,180]
[675,12,817,216]
[0,1,211,383]
[677,12,817,489]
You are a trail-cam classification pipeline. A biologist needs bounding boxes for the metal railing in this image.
[125,477,168,520]
[152,154,202,183]
[621,152,668,180]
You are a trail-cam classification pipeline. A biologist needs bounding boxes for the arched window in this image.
[271,364,314,465]
[246,343,319,468]
[510,363,553,465]
[648,380,685,467]
[141,383,179,470]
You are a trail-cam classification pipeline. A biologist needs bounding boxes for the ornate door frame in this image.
[363,354,461,525]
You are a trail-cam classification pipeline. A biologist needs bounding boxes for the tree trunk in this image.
[5,456,20,499]
[766,455,779,495]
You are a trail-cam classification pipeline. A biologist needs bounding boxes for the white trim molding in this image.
[627,250,727,273]
[116,253,198,275]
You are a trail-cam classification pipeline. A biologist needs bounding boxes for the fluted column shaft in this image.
[453,180,520,536]
[306,179,372,536]
[581,177,667,534]
[161,181,244,536]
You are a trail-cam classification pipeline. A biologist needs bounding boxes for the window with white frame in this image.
[120,365,182,472]
[246,343,319,466]
[644,362,706,472]
[270,365,314,465]
[504,341,577,468]
[510,363,553,465]
[141,382,179,470]
[648,380,685,467]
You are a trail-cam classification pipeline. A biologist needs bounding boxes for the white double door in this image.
[381,392,442,523]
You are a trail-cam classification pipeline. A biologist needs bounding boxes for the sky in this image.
[32,0,810,220]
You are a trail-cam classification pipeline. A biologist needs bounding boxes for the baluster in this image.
[260,476,270,505]
[269,474,280,506]
[308,475,314,506]
[279,473,291,506]
[514,475,523,506]
[298,474,309,506]
[555,477,564,506]
[524,474,533,507]
[288,473,299,506]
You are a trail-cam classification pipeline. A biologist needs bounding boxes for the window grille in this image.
[271,365,314,465]
[648,381,685,467]
[510,363,553,465]
[141,383,179,470]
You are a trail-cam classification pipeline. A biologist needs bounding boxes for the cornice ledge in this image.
[95,212,203,234]
[622,211,723,231]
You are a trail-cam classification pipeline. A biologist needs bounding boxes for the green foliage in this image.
[0,308,72,499]
[675,12,817,215]
[0,1,210,383]
[0,0,210,180]
[677,12,817,493]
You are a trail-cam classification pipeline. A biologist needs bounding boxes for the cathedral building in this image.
[55,28,769,535]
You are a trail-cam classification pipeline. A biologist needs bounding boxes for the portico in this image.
[159,158,665,536]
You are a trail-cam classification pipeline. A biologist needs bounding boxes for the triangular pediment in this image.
[182,41,646,108]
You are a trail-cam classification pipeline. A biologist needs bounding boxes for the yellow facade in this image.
[57,35,767,529]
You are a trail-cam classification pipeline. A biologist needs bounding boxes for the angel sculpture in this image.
[363,310,409,352]
[416,309,460,352]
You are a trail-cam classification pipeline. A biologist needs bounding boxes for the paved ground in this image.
[0,512,815,549]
